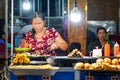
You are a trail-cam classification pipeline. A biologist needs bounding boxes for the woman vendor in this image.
[23,12,68,56]
[87,27,114,56]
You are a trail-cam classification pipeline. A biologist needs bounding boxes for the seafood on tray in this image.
[67,49,84,57]
[10,64,59,70]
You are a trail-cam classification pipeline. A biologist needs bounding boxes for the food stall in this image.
[7,0,120,80]
[9,48,120,80]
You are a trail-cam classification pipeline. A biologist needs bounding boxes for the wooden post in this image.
[68,0,87,55]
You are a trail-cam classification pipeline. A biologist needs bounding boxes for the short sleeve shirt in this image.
[26,27,59,56]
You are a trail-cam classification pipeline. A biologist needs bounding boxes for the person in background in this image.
[18,23,32,48]
[0,18,11,45]
[68,42,81,53]
[0,18,5,32]
[0,19,5,44]
[0,18,11,57]
[87,27,114,56]
[0,31,5,44]
[23,12,68,56]
[66,42,81,56]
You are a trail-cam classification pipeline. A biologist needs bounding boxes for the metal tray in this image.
[53,56,97,67]
[53,56,120,67]
[29,61,47,65]
[53,56,97,60]
[28,55,50,61]
[9,67,59,76]
[77,69,120,76]
[28,55,50,58]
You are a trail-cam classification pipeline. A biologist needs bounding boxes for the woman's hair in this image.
[68,42,81,52]
[0,18,5,30]
[31,12,46,22]
[30,12,46,38]
[0,31,5,39]
[96,27,107,34]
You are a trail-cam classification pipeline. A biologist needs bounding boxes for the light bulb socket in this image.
[74,0,77,7]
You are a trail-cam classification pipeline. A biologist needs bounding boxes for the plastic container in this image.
[114,42,119,56]
[104,42,110,56]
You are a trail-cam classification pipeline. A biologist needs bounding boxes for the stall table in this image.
[9,56,120,80]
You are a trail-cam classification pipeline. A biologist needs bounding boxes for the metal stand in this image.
[85,71,94,80]
[111,75,119,80]
[18,76,26,80]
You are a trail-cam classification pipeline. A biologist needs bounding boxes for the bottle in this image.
[114,42,119,56]
[104,42,110,56]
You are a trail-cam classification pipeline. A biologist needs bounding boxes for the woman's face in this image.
[32,17,46,33]
[97,29,106,40]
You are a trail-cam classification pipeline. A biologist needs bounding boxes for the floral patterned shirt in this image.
[25,27,59,56]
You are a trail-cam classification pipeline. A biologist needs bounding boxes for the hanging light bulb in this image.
[70,7,81,22]
[70,0,81,22]
[23,0,31,10]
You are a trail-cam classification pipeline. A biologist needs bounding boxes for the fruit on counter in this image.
[19,59,24,64]
[119,58,120,63]
[12,53,30,64]
[74,58,120,70]
[21,53,27,59]
[74,62,84,69]
[24,58,30,64]
[96,58,104,64]
[88,65,94,70]
[67,49,83,57]
[117,65,120,70]
[16,53,22,58]
[112,58,119,65]
[13,58,18,64]
[116,52,120,57]
[102,63,118,70]
[84,63,91,69]
[104,58,111,64]
[110,65,118,70]
[91,63,102,70]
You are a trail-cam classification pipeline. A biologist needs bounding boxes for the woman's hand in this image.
[49,34,68,51]
[35,50,40,55]
[50,42,58,51]
[46,57,55,65]
[54,34,68,51]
